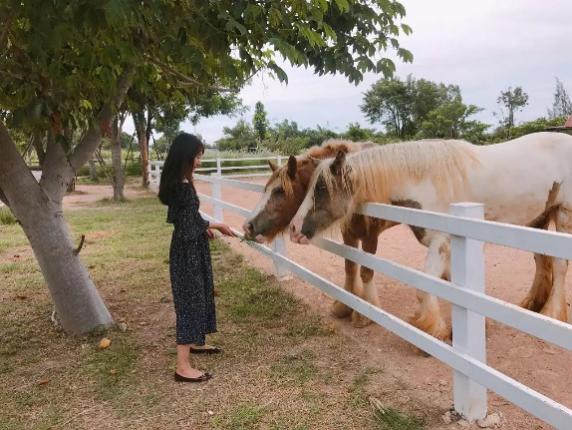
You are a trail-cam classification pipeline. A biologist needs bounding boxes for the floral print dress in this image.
[167,182,216,345]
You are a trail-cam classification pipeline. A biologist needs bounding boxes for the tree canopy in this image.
[360,75,488,140]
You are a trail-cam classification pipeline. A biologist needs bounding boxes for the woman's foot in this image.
[189,344,222,354]
[174,371,212,383]
[176,363,208,379]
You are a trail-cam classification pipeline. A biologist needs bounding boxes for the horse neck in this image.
[346,149,395,204]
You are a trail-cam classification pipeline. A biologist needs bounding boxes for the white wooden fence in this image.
[150,157,572,429]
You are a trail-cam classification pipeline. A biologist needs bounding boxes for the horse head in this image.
[290,150,355,244]
[242,155,319,242]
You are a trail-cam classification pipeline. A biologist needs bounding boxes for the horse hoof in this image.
[332,301,353,318]
[351,311,372,328]
[520,296,544,313]
[409,315,450,341]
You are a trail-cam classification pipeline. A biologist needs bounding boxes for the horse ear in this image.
[268,160,278,172]
[330,150,346,175]
[287,155,297,179]
[308,156,320,167]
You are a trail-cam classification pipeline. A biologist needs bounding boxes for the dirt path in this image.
[195,178,572,430]
[67,181,571,429]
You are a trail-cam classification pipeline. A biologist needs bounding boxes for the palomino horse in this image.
[290,132,572,340]
[243,139,427,326]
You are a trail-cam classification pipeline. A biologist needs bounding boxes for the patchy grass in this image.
[213,402,267,429]
[0,206,17,225]
[371,397,425,430]
[0,190,443,429]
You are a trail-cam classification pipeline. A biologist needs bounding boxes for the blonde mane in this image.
[265,138,373,197]
[317,139,480,204]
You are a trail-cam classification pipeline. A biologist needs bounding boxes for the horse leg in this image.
[539,207,571,322]
[351,233,381,328]
[520,253,553,312]
[409,234,451,341]
[332,231,360,318]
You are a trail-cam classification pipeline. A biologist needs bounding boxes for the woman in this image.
[159,132,235,383]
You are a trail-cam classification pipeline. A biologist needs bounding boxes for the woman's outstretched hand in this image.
[210,223,237,237]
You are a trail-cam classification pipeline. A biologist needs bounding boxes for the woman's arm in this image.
[208,222,236,237]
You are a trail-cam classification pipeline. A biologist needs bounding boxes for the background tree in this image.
[216,119,257,151]
[253,101,269,144]
[361,76,415,138]
[0,0,412,335]
[361,75,487,140]
[548,78,572,120]
[496,86,529,137]
[343,122,377,141]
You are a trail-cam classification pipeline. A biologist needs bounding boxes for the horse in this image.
[243,138,425,327]
[290,132,572,340]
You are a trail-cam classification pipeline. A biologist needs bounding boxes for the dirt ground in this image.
[64,181,572,429]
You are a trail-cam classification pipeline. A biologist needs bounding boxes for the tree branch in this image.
[143,54,237,93]
[31,131,46,167]
[0,121,43,207]
[69,67,135,171]
[0,14,13,51]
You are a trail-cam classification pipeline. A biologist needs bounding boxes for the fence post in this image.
[213,158,223,222]
[271,233,291,281]
[450,202,487,421]
[276,156,283,167]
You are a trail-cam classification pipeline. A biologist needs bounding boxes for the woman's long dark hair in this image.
[158,132,205,205]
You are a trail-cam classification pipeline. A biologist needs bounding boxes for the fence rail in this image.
[150,157,572,429]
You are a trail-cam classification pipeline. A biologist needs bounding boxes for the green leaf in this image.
[268,62,288,84]
[397,48,414,63]
[334,0,350,13]
[401,23,413,35]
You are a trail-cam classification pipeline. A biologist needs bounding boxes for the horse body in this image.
[292,132,572,339]
[469,133,572,224]
[387,133,572,225]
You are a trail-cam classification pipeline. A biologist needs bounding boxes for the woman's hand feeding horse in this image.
[290,132,572,340]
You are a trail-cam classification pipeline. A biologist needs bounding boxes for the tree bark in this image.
[111,118,125,201]
[0,68,134,335]
[0,123,113,334]
[89,158,98,181]
[133,110,150,188]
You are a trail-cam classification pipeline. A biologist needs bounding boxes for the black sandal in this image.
[189,346,222,354]
[174,372,212,383]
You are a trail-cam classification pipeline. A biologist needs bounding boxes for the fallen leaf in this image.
[98,338,111,349]
[38,378,50,385]
[109,369,117,375]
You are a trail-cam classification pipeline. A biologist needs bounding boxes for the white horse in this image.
[290,132,572,340]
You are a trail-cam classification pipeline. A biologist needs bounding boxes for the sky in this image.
[160,0,572,145]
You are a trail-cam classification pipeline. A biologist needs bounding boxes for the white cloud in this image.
[183,0,571,144]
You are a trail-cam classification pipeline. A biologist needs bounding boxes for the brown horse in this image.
[243,139,424,327]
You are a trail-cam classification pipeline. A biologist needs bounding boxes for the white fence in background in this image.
[149,157,572,429]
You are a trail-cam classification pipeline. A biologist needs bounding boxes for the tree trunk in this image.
[89,158,98,181]
[21,198,113,333]
[111,119,125,201]
[0,124,113,334]
[133,111,150,188]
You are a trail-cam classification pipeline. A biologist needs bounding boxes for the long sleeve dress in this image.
[167,182,216,345]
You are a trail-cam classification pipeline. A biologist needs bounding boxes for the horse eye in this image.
[273,187,285,196]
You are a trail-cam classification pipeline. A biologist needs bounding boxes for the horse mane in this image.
[305,138,372,159]
[265,138,374,197]
[317,139,481,205]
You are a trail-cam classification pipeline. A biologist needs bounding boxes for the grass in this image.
[371,397,425,430]
[0,206,17,225]
[0,188,441,429]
